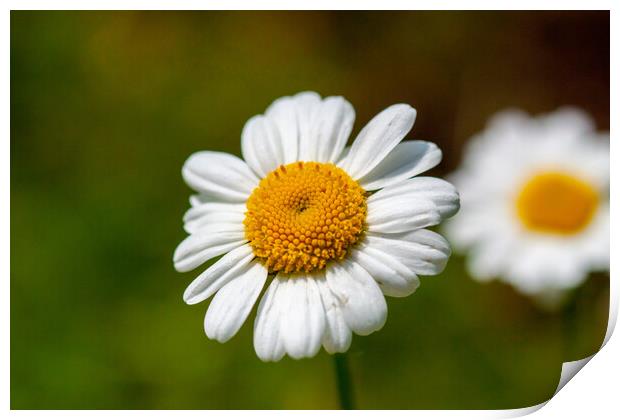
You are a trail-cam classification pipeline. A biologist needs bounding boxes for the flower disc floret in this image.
[244,161,367,274]
[516,171,599,235]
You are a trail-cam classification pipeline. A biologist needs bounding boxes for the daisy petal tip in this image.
[182,290,200,305]
[354,319,387,337]
[289,340,323,360]
[172,241,189,268]
[379,104,417,133]
[204,322,232,344]
[445,186,461,218]
[427,141,443,164]
[254,343,285,362]
[173,256,191,273]
[452,193,461,216]
[391,103,417,121]
[323,343,352,356]
[294,90,321,100]
[182,151,201,169]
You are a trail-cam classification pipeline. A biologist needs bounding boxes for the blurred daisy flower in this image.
[445,108,609,303]
[174,92,459,361]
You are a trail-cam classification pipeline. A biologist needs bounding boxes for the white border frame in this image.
[3,2,616,419]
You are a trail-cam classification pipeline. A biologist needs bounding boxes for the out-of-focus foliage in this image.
[10,11,609,409]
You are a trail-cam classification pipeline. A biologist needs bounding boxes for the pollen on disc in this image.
[244,161,367,274]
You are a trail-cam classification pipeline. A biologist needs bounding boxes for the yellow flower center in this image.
[244,162,367,274]
[516,171,599,235]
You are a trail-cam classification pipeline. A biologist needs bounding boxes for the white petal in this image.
[309,96,355,163]
[294,92,324,162]
[186,222,245,237]
[182,244,254,304]
[366,195,441,233]
[325,260,387,335]
[182,151,259,202]
[359,141,442,190]
[279,275,326,359]
[351,244,419,297]
[571,132,610,189]
[369,177,460,219]
[241,115,285,178]
[336,145,351,167]
[253,277,286,362]
[173,230,247,272]
[442,205,502,252]
[189,193,210,207]
[466,235,515,282]
[340,104,416,179]
[204,261,268,343]
[184,202,246,223]
[540,106,595,142]
[505,245,585,294]
[316,276,352,354]
[365,230,451,276]
[578,204,610,270]
[183,202,247,234]
[265,92,322,164]
[184,216,246,235]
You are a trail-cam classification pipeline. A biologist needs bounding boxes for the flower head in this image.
[445,108,609,302]
[174,92,459,361]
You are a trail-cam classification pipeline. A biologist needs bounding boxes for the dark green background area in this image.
[10,11,609,409]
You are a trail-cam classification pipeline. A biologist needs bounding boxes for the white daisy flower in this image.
[445,108,609,301]
[174,91,459,361]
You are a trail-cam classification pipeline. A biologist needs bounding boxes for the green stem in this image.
[333,353,355,410]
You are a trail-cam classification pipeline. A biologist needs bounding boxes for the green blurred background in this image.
[10,11,609,409]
